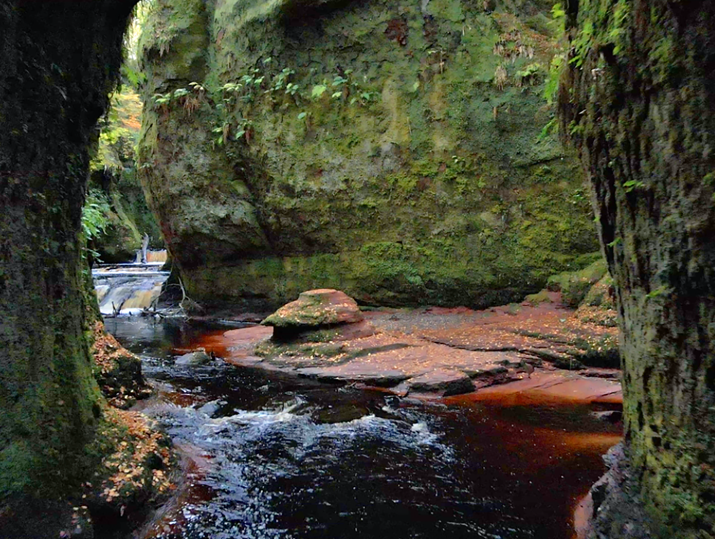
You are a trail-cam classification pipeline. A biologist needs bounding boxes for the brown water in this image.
[105,317,621,539]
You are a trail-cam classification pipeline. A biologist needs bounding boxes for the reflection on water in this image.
[107,318,620,539]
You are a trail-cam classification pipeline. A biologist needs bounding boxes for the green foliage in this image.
[537,117,558,141]
[569,0,630,67]
[81,189,111,241]
[623,179,645,192]
[515,63,543,86]
[551,3,566,23]
[153,62,379,148]
[311,84,328,99]
[544,53,564,105]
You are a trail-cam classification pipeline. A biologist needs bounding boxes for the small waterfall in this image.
[93,253,170,316]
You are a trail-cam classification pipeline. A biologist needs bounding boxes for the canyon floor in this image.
[180,292,622,408]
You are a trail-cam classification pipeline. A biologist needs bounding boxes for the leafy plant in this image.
[81,189,111,260]
[515,63,543,87]
[544,54,564,104]
[623,179,645,193]
[537,117,558,141]
[311,84,328,99]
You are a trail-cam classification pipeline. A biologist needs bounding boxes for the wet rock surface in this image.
[577,444,655,539]
[188,292,621,400]
[175,349,212,366]
[92,322,152,409]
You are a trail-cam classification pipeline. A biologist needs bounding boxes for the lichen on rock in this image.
[261,288,373,343]
[560,0,715,533]
[263,289,363,328]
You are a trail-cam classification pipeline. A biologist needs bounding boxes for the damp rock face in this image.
[92,322,151,409]
[263,289,364,339]
[0,0,143,533]
[560,0,715,533]
[138,0,600,310]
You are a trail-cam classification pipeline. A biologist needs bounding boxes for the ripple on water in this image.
[143,397,467,539]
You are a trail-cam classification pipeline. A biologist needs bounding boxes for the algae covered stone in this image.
[262,289,363,332]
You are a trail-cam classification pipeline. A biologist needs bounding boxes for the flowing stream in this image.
[104,317,621,539]
[94,262,170,316]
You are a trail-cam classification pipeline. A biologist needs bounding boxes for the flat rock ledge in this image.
[184,297,623,401]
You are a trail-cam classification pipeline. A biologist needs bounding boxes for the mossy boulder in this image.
[547,258,607,307]
[524,289,553,306]
[263,288,366,340]
[138,0,599,309]
[575,274,617,328]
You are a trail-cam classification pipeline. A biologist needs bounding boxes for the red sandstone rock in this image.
[262,289,363,329]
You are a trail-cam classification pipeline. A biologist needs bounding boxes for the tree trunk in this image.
[0,0,136,507]
[560,0,715,535]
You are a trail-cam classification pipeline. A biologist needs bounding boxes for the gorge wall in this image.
[561,0,715,535]
[89,88,163,263]
[0,0,136,525]
[139,0,599,309]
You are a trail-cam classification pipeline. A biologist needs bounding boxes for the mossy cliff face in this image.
[560,0,715,534]
[88,89,163,263]
[0,0,135,517]
[139,0,599,308]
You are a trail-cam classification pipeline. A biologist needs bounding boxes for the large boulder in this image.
[263,289,364,339]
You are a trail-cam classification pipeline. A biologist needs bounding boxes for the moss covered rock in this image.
[263,289,363,328]
[574,273,617,328]
[560,0,715,533]
[138,0,599,309]
[91,322,151,409]
[547,258,607,307]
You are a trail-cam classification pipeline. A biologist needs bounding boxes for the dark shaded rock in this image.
[0,0,139,516]
[583,444,656,539]
[590,410,623,424]
[92,322,151,409]
[404,369,475,396]
[560,0,715,531]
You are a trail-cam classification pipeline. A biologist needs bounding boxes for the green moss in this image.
[547,258,607,307]
[525,289,552,306]
[139,0,598,308]
[88,88,162,262]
